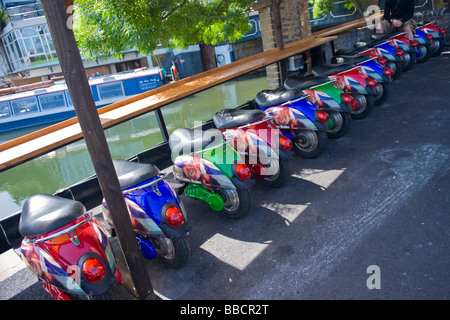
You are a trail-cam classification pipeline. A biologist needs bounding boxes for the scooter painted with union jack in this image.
[18,194,122,300]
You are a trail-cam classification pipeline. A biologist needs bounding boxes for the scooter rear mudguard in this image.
[303,88,345,112]
[20,215,118,299]
[369,42,399,62]
[173,154,237,190]
[114,177,188,239]
[389,34,414,52]
[356,58,390,83]
[328,67,372,95]
[261,105,318,132]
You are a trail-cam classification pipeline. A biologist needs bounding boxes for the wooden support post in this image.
[271,0,287,85]
[40,0,155,300]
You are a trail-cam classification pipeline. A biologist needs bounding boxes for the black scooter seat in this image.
[312,63,354,77]
[169,128,223,154]
[113,159,160,190]
[19,194,86,238]
[335,54,372,64]
[284,75,329,90]
[213,108,266,130]
[255,87,304,108]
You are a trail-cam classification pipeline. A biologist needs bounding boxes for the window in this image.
[97,82,124,100]
[38,92,66,110]
[11,97,39,116]
[0,102,11,119]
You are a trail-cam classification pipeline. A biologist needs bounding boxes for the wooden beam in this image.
[40,0,155,300]
[0,35,336,172]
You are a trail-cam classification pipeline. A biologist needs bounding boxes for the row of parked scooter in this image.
[15,22,446,299]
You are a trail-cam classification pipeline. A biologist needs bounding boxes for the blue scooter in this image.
[102,159,190,268]
[254,88,330,158]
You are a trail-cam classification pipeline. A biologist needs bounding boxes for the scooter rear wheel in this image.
[262,154,291,188]
[431,38,445,57]
[218,186,252,219]
[350,94,374,120]
[326,111,351,139]
[292,130,328,158]
[152,235,190,268]
[416,44,432,63]
[374,82,391,106]
[401,52,416,72]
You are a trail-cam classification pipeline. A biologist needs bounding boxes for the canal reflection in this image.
[0,70,268,219]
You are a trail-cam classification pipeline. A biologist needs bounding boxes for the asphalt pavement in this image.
[1,53,449,303]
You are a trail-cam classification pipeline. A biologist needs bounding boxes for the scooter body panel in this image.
[20,215,117,298]
[173,154,237,190]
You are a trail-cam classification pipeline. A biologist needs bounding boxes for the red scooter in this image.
[213,108,292,188]
[18,194,122,300]
[312,63,379,119]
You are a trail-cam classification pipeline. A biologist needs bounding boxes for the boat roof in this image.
[0,67,160,103]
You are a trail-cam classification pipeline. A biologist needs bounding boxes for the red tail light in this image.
[317,110,329,123]
[343,94,358,111]
[368,78,378,88]
[378,57,387,65]
[441,28,447,34]
[165,206,185,227]
[235,163,251,180]
[426,33,434,40]
[411,40,419,48]
[82,258,106,283]
[396,49,405,56]
[384,67,393,77]
[279,135,292,150]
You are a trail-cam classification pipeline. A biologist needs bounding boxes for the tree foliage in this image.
[73,0,254,59]
[309,0,355,19]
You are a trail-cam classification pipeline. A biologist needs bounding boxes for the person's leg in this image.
[402,19,417,41]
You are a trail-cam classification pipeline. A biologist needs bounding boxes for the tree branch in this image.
[161,0,188,21]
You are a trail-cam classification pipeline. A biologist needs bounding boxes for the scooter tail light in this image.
[411,40,419,48]
[343,94,358,111]
[317,110,329,123]
[441,28,447,34]
[384,67,393,77]
[82,257,106,283]
[396,49,405,56]
[426,33,434,40]
[279,135,292,150]
[165,206,185,227]
[235,163,251,180]
[378,57,387,65]
[368,78,378,88]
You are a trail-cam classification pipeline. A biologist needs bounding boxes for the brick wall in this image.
[255,0,312,89]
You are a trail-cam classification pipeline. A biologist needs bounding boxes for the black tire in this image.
[326,111,351,139]
[292,129,328,158]
[431,38,445,57]
[389,60,402,80]
[374,82,391,106]
[88,290,114,300]
[218,186,252,219]
[261,154,291,188]
[152,235,190,268]
[350,94,375,120]
[416,44,432,63]
[401,51,416,72]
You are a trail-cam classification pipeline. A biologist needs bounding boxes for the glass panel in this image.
[104,111,165,160]
[161,69,268,135]
[97,82,124,100]
[11,97,39,115]
[0,102,11,119]
[38,92,66,110]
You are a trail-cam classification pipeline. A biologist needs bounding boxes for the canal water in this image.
[0,70,268,220]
